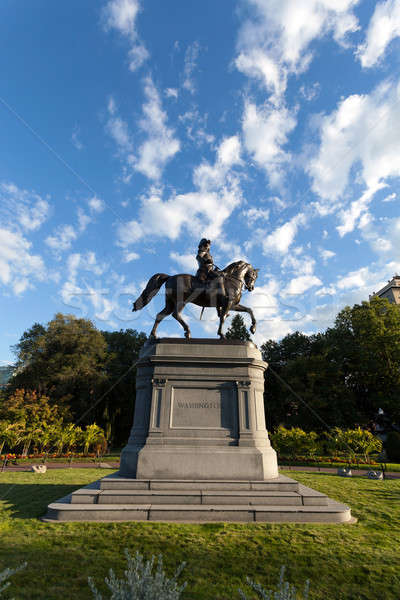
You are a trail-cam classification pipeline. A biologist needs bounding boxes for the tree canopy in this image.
[262,297,400,430]
[225,314,251,341]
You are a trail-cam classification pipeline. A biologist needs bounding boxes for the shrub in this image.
[325,427,382,462]
[385,431,400,462]
[269,426,320,459]
[0,562,26,597]
[239,565,310,600]
[88,550,186,600]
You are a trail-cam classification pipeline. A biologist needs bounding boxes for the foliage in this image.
[325,427,382,462]
[226,315,251,341]
[100,329,147,445]
[88,550,186,600]
[0,391,106,457]
[262,297,400,430]
[269,426,319,458]
[82,423,107,456]
[0,389,70,456]
[239,566,309,600]
[385,431,400,462]
[7,317,147,445]
[0,562,26,597]
[10,314,108,422]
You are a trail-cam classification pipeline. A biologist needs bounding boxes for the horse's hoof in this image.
[250,325,256,334]
[185,331,191,339]
[218,334,226,340]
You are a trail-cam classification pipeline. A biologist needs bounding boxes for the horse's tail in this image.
[132,273,169,311]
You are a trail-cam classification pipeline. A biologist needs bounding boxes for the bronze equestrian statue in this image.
[132,239,259,339]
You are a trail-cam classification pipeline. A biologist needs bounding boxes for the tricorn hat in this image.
[199,238,211,247]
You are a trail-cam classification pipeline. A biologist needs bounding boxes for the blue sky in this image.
[1,0,400,363]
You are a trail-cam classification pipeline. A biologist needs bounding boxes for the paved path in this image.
[1,462,399,478]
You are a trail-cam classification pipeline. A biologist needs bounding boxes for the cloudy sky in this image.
[1,0,400,362]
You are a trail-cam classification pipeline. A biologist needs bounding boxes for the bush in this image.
[269,426,320,458]
[88,550,186,600]
[385,431,400,462]
[239,565,310,600]
[325,427,382,462]
[0,562,26,597]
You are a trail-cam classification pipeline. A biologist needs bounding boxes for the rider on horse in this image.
[196,238,223,284]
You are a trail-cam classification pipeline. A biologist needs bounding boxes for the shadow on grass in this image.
[0,482,80,519]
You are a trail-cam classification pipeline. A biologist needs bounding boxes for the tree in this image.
[81,423,107,456]
[330,297,400,424]
[101,329,147,446]
[226,315,250,341]
[10,314,108,423]
[261,298,400,431]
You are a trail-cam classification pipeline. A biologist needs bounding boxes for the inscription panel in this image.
[171,386,233,430]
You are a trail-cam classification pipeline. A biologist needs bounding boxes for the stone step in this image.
[44,499,351,523]
[72,489,316,506]
[99,474,300,492]
[71,484,327,506]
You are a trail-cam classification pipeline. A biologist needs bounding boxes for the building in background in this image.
[370,275,400,305]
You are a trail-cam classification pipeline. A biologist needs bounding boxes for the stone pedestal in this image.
[119,339,279,481]
[43,338,354,523]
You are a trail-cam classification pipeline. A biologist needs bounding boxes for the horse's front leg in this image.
[231,303,257,334]
[217,299,231,339]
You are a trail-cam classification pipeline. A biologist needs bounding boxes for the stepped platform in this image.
[43,474,353,523]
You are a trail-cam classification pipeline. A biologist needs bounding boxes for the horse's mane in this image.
[222,260,249,275]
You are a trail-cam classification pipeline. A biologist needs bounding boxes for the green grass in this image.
[0,469,399,599]
[281,461,400,472]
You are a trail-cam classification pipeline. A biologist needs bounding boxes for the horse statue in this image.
[132,260,259,339]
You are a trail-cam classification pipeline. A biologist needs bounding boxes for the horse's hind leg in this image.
[150,299,174,338]
[173,303,191,339]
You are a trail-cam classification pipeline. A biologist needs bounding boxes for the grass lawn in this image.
[0,469,399,599]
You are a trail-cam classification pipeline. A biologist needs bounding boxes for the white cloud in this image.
[0,227,46,295]
[299,82,321,102]
[235,51,285,105]
[281,252,315,275]
[336,265,379,290]
[262,212,306,255]
[178,110,215,146]
[102,0,149,71]
[106,97,134,153]
[217,136,242,167]
[0,182,50,232]
[284,274,322,295]
[118,136,242,245]
[170,252,198,272]
[357,0,400,68]
[183,41,200,94]
[135,77,180,180]
[236,0,359,101]
[88,196,105,213]
[242,207,269,225]
[242,101,296,185]
[77,208,92,233]
[45,225,77,252]
[71,126,83,150]
[383,192,397,202]
[165,88,178,99]
[319,248,336,262]
[336,183,386,236]
[309,79,400,214]
[123,251,140,262]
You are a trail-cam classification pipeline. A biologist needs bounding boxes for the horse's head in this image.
[244,266,259,291]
